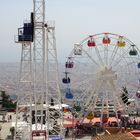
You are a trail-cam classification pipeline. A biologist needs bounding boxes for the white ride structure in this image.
[15,0,63,139]
[63,33,140,125]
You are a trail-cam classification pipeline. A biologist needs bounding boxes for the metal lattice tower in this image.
[32,0,46,129]
[46,21,64,139]
[15,43,33,139]
[15,0,64,139]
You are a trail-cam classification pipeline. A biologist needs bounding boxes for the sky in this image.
[0,0,140,63]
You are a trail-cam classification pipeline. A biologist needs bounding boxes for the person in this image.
[65,127,69,137]
[2,115,5,122]
[0,125,2,138]
[7,115,10,122]
[9,115,12,120]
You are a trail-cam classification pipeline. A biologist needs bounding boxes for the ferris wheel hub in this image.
[98,67,117,82]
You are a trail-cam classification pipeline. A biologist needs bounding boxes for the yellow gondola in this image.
[117,41,126,47]
[117,36,126,47]
[86,111,94,120]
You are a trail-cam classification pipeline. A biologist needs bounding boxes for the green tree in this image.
[0,90,16,110]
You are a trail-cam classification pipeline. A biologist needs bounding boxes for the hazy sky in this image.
[0,0,140,63]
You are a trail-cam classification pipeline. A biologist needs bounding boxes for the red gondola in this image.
[87,39,96,47]
[102,117,108,123]
[65,61,74,68]
[102,37,111,44]
[87,36,96,47]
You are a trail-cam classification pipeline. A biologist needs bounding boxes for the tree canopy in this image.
[0,90,16,110]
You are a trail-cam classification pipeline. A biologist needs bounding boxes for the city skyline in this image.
[0,0,140,63]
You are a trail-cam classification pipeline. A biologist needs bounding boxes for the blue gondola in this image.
[138,63,140,68]
[52,137,62,140]
[65,88,73,99]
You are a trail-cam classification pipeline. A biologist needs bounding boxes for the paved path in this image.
[0,122,11,139]
[0,112,15,139]
[0,112,140,140]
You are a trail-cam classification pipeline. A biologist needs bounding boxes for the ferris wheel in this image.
[62,32,140,124]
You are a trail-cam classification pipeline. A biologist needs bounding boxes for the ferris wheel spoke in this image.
[111,46,131,69]
[80,94,99,123]
[104,44,109,66]
[94,45,104,66]
[114,62,131,76]
[86,80,112,123]
[78,86,93,103]
[72,76,96,99]
[82,48,100,67]
[111,80,136,114]
[109,45,119,67]
[114,59,137,76]
[109,86,121,124]
[84,79,104,108]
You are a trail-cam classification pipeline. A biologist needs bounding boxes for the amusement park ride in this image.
[15,0,63,139]
[14,0,140,140]
[62,33,140,127]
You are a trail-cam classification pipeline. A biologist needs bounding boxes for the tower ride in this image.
[15,0,64,139]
